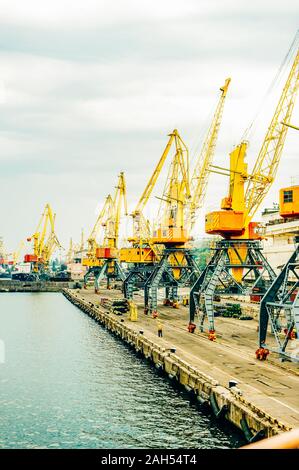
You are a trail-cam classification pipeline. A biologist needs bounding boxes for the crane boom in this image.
[134,133,176,215]
[67,238,74,263]
[34,204,57,259]
[130,132,176,242]
[84,172,127,270]
[80,229,84,252]
[190,78,231,226]
[152,129,190,246]
[86,194,113,258]
[111,171,127,246]
[245,49,299,221]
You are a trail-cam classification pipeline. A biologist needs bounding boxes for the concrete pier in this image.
[0,280,73,292]
[63,288,299,442]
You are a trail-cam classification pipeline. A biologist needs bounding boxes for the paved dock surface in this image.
[71,288,299,429]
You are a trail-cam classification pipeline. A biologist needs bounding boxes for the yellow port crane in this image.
[190,48,299,340]
[67,229,85,264]
[143,129,198,314]
[101,171,127,256]
[82,194,114,285]
[121,130,189,300]
[144,79,231,314]
[122,79,231,312]
[83,172,127,292]
[151,130,191,246]
[25,204,62,275]
[95,171,127,291]
[190,78,231,227]
[121,130,179,265]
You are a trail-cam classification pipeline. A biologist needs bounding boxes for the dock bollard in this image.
[229,380,238,388]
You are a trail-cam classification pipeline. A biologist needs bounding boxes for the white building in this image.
[262,205,298,273]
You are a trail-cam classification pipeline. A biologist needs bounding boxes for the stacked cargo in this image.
[100,297,129,315]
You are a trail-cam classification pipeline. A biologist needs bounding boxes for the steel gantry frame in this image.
[190,239,276,333]
[259,236,299,362]
[144,247,200,314]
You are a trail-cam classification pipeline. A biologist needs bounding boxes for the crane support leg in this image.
[171,286,179,308]
[145,248,200,315]
[94,263,107,293]
[190,239,276,338]
[84,267,98,289]
[145,255,169,315]
[259,237,299,361]
[124,265,155,301]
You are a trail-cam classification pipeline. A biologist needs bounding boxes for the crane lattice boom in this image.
[245,49,299,221]
[25,204,61,272]
[152,130,190,246]
[86,195,113,258]
[190,78,231,226]
[130,132,176,243]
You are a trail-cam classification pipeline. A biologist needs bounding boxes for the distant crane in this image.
[190,48,299,340]
[0,237,8,267]
[95,171,127,291]
[82,195,114,288]
[83,172,127,292]
[67,238,74,264]
[66,229,85,264]
[25,204,62,276]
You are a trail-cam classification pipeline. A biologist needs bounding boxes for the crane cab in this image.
[96,247,118,259]
[151,227,190,246]
[205,210,245,236]
[82,257,102,267]
[119,247,155,263]
[279,185,299,218]
[205,210,262,239]
[24,254,38,263]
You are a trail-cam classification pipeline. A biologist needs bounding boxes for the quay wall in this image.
[0,280,72,292]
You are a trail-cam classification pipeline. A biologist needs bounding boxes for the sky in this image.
[0,0,299,255]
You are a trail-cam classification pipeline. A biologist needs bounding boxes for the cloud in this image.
[0,1,202,29]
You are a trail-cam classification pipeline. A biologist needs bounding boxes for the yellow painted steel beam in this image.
[245,49,299,223]
[190,78,231,227]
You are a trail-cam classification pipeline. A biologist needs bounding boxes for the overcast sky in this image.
[0,0,299,254]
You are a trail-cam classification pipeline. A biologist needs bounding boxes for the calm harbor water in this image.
[0,293,244,449]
